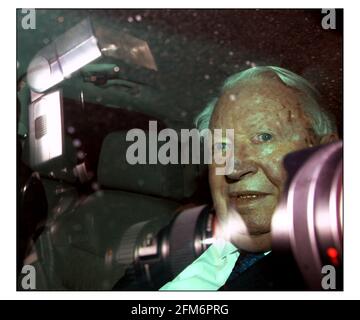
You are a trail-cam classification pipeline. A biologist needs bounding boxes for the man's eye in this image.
[253,133,273,143]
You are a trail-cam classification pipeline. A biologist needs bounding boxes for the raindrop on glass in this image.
[67,126,75,134]
[72,139,82,148]
[77,151,85,159]
[91,182,100,191]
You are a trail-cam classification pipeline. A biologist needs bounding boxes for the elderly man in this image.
[160,66,338,290]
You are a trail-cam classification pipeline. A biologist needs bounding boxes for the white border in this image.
[2,1,359,300]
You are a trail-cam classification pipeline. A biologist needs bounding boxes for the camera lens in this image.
[115,205,215,289]
[272,141,343,289]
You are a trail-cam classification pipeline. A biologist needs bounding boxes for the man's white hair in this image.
[195,66,337,137]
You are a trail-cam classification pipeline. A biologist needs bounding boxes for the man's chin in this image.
[230,231,272,253]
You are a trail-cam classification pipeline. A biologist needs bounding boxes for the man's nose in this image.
[225,160,258,183]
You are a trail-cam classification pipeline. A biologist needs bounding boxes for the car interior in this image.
[17,9,343,290]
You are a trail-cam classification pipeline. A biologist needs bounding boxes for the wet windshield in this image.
[17,9,343,291]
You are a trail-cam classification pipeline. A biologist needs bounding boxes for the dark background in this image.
[17,9,343,134]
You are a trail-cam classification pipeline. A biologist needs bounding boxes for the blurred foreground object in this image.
[272,141,343,290]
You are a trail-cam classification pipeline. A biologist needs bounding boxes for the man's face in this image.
[209,75,317,252]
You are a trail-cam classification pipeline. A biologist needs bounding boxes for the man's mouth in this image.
[228,191,271,204]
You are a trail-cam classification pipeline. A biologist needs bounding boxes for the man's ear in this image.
[319,133,339,145]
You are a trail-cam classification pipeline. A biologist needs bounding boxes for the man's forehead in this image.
[225,76,302,105]
[213,78,304,119]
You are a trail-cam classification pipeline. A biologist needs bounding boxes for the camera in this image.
[272,141,343,289]
[114,204,216,289]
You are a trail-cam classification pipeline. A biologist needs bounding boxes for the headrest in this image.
[97,131,199,200]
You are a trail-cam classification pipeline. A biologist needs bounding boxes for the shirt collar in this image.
[212,238,239,260]
[212,238,271,260]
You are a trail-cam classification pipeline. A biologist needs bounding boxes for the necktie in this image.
[221,252,265,288]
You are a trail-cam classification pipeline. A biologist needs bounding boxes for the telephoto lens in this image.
[272,141,343,290]
[114,205,216,290]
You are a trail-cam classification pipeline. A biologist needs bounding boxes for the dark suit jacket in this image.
[219,252,308,290]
